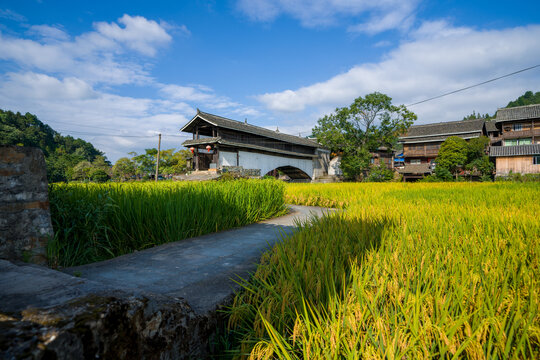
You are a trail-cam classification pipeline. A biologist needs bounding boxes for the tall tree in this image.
[436,136,469,179]
[506,90,540,108]
[313,92,416,179]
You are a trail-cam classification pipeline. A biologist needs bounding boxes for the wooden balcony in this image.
[403,149,439,157]
[501,128,540,139]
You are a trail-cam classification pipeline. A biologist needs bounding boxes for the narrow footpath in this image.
[63,205,331,314]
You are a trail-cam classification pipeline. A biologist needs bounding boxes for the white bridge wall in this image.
[218,151,238,167]
[222,150,314,178]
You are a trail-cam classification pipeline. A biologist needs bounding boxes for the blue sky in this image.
[1,0,539,161]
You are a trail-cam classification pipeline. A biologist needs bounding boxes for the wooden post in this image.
[155,133,161,182]
[195,148,199,171]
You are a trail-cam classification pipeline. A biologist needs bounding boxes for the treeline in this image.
[0,109,107,182]
[462,90,540,121]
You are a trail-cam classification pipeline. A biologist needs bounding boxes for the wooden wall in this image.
[495,156,540,176]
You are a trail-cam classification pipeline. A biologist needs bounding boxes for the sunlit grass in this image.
[47,179,286,267]
[228,182,540,359]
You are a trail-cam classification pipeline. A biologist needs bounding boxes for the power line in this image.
[406,64,540,107]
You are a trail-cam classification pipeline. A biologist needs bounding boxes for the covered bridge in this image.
[180,110,329,180]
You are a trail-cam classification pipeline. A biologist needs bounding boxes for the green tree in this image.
[436,136,468,179]
[366,161,394,182]
[506,90,540,108]
[130,148,158,175]
[90,169,109,183]
[465,136,493,178]
[113,157,137,181]
[313,92,416,180]
[0,109,107,182]
[71,161,94,181]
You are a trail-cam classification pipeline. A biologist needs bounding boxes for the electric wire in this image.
[406,64,540,107]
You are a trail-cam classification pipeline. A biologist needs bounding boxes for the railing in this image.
[501,128,540,139]
[403,149,439,157]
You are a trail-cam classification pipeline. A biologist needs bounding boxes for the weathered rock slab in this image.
[0,146,52,265]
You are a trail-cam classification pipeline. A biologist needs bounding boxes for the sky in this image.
[1,0,539,162]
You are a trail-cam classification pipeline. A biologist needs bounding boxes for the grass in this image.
[227,182,540,359]
[47,179,286,268]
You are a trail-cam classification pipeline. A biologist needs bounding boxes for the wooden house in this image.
[397,118,486,181]
[488,104,540,177]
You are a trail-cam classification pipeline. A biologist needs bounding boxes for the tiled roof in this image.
[484,121,498,132]
[399,119,485,143]
[397,163,432,174]
[181,110,320,148]
[399,132,481,144]
[495,104,540,122]
[182,137,317,158]
[489,144,540,157]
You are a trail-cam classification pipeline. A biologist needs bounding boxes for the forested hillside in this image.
[0,109,108,182]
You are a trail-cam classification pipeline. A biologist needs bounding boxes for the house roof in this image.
[182,136,317,158]
[398,118,485,144]
[495,104,540,122]
[180,110,320,148]
[397,163,432,174]
[489,144,540,157]
[484,121,498,133]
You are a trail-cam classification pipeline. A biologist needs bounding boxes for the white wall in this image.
[218,151,238,167]
[236,151,314,178]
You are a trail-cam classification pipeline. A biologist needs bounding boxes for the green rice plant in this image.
[228,182,540,359]
[48,179,286,267]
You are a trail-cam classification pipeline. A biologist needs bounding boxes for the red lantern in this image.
[206,145,212,151]
[189,147,195,153]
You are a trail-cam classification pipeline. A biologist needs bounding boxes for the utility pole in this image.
[155,133,161,182]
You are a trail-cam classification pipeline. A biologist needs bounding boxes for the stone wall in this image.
[0,146,53,265]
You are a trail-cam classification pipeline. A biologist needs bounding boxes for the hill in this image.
[0,109,108,182]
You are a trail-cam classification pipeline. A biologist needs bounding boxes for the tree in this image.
[366,161,394,182]
[436,136,468,179]
[506,90,540,108]
[71,161,94,181]
[90,169,109,183]
[112,157,137,181]
[464,136,493,178]
[0,109,108,182]
[313,92,416,179]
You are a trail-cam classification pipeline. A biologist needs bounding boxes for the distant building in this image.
[180,110,330,181]
[489,104,540,177]
[397,118,486,181]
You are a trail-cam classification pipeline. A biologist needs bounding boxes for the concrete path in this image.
[62,205,332,314]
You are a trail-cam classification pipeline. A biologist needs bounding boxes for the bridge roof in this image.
[181,110,320,148]
[183,136,317,158]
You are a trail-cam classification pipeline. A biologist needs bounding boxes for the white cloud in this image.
[237,0,420,33]
[256,23,540,125]
[94,14,172,56]
[28,25,70,41]
[0,14,173,86]
[0,9,26,22]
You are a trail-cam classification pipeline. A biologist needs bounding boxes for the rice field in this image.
[47,179,286,267]
[227,182,540,359]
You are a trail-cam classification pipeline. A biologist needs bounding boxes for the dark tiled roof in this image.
[182,137,220,146]
[397,163,432,174]
[181,110,320,148]
[399,119,485,143]
[496,104,540,122]
[400,132,481,144]
[489,144,540,157]
[182,137,316,158]
[484,121,498,132]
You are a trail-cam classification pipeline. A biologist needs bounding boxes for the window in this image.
[513,123,522,131]
[410,159,421,165]
[519,138,532,145]
[534,155,540,165]
[504,139,518,146]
